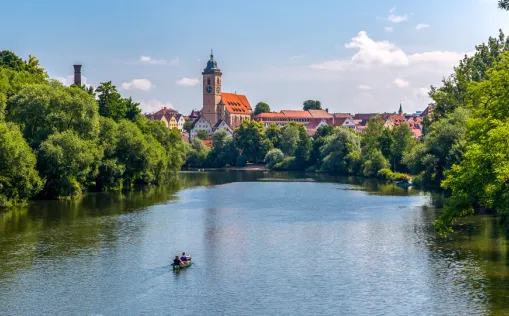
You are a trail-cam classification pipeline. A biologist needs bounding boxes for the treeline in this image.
[0,51,185,208]
[186,118,415,182]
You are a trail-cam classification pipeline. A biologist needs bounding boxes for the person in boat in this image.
[173,255,183,266]
[180,252,191,262]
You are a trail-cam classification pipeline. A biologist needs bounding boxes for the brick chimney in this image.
[73,65,82,86]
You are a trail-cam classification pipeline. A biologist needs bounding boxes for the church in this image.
[201,51,252,129]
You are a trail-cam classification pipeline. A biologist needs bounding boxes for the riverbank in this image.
[185,163,266,172]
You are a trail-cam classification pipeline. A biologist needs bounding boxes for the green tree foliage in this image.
[254,102,271,115]
[0,93,5,121]
[0,122,43,207]
[96,81,141,122]
[6,83,100,147]
[265,149,285,169]
[389,124,413,172]
[303,100,322,111]
[115,120,168,188]
[439,53,509,230]
[183,120,193,135]
[185,138,211,168]
[320,127,361,174]
[0,66,47,99]
[310,125,333,168]
[281,122,300,155]
[95,117,125,191]
[38,130,103,198]
[196,130,210,140]
[0,50,25,71]
[362,149,390,177]
[403,108,469,188]
[206,129,239,167]
[430,30,509,121]
[293,123,312,169]
[266,123,282,149]
[235,120,270,162]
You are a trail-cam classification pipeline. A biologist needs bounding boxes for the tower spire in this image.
[210,49,214,60]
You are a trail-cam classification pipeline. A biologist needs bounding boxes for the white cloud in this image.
[138,100,173,113]
[415,87,430,98]
[310,32,469,72]
[312,31,409,70]
[176,77,200,87]
[121,79,153,91]
[384,26,394,32]
[416,23,430,30]
[389,7,396,13]
[388,14,408,23]
[55,75,93,89]
[138,55,179,66]
[408,51,468,63]
[358,84,372,90]
[394,78,409,88]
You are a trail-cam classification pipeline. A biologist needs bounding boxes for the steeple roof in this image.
[203,49,220,74]
[398,103,403,115]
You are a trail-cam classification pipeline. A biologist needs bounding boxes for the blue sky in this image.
[1,0,508,114]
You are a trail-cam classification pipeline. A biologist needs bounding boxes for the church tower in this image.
[202,50,222,126]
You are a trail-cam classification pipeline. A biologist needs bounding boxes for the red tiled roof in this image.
[308,110,332,119]
[221,92,252,115]
[306,118,327,129]
[255,112,287,119]
[332,117,348,126]
[202,140,213,148]
[412,128,423,139]
[281,110,313,119]
[333,113,353,120]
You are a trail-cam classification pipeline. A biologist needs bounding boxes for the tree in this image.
[196,130,210,140]
[206,129,238,167]
[293,123,312,169]
[0,50,25,71]
[254,102,271,115]
[184,120,193,135]
[38,130,103,198]
[280,122,300,155]
[310,125,333,168]
[185,138,210,168]
[0,93,5,121]
[7,83,100,147]
[438,53,509,232]
[320,127,362,174]
[362,115,385,151]
[115,120,168,188]
[403,108,469,188]
[361,149,390,177]
[0,122,43,207]
[499,0,509,10]
[390,124,413,172]
[429,30,509,121]
[265,123,282,149]
[24,55,48,78]
[0,66,47,98]
[303,100,322,111]
[265,149,284,169]
[235,120,270,162]
[96,81,141,122]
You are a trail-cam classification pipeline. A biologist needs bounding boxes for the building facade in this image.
[201,51,252,128]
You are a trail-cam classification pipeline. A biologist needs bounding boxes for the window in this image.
[207,78,211,85]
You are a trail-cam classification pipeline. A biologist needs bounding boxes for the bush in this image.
[265,149,285,169]
[377,168,409,182]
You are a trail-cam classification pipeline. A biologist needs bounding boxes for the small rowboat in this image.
[394,181,413,188]
[172,260,192,270]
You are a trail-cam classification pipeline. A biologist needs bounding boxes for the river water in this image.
[0,171,508,315]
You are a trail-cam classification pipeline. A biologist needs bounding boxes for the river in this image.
[0,171,508,315]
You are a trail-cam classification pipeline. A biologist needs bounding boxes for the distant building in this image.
[212,119,234,136]
[145,107,185,132]
[190,116,212,140]
[306,118,329,136]
[201,51,252,128]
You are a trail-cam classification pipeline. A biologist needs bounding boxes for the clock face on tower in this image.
[216,87,220,93]
[206,85,212,93]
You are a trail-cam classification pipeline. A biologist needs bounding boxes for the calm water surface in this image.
[1,171,508,315]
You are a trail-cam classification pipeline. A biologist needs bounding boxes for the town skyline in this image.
[2,0,508,115]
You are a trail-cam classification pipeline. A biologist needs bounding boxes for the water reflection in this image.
[0,171,508,315]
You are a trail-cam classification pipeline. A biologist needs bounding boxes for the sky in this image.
[1,0,508,115]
